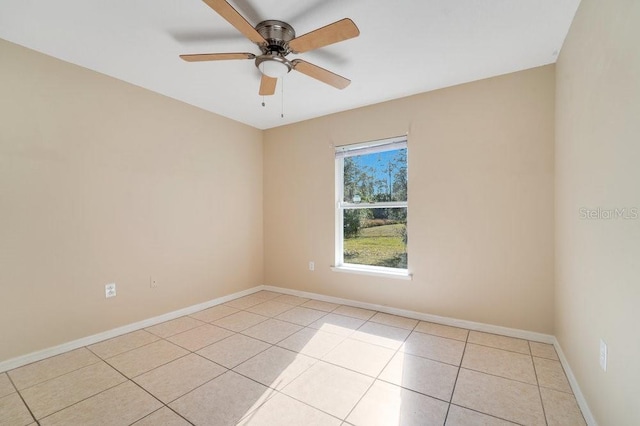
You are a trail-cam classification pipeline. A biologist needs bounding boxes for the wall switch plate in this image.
[105,283,116,298]
[599,339,607,371]
[150,277,158,288]
[309,261,315,271]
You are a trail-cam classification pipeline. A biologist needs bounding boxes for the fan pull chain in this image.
[281,77,284,118]
[261,95,265,107]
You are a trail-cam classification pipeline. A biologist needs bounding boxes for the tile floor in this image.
[1,290,587,425]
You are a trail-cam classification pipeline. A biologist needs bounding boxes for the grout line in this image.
[530,341,550,426]
[6,374,39,425]
[463,341,532,356]
[448,403,527,426]
[229,352,346,424]
[8,349,103,392]
[238,324,305,347]
[125,378,197,425]
[341,318,420,422]
[164,406,196,426]
[87,337,161,362]
[102,344,192,383]
[444,329,468,424]
[128,406,194,426]
[456,366,540,389]
[31,379,130,423]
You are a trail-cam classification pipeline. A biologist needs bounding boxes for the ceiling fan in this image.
[180,0,360,96]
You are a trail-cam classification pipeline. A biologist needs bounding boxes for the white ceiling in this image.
[0,0,580,130]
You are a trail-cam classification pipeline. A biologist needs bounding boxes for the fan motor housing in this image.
[256,20,295,55]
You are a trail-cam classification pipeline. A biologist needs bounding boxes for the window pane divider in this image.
[339,201,408,209]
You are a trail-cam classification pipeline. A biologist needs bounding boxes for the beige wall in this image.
[555,0,640,424]
[0,40,263,362]
[264,65,556,334]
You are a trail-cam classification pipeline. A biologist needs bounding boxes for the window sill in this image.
[331,264,413,280]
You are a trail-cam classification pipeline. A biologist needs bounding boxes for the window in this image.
[334,136,408,277]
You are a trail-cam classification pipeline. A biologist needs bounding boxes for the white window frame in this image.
[333,136,411,279]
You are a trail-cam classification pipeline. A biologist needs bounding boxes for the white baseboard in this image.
[553,337,598,426]
[263,285,555,344]
[0,286,263,373]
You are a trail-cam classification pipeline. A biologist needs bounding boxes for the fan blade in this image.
[180,52,255,62]
[202,0,266,45]
[292,59,350,89]
[259,75,277,96]
[288,18,359,53]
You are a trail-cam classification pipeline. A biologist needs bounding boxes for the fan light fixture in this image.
[256,55,292,78]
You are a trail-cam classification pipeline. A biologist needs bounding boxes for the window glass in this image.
[343,207,407,269]
[336,137,408,272]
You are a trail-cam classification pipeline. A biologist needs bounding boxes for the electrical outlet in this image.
[599,339,607,371]
[150,277,158,288]
[105,283,116,298]
[309,261,315,271]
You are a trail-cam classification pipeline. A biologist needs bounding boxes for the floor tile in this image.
[301,299,340,312]
[415,322,469,342]
[197,334,270,369]
[369,312,418,330]
[445,405,517,425]
[540,387,586,426]
[276,306,327,326]
[238,392,341,426]
[145,316,204,338]
[401,331,466,365]
[213,311,269,332]
[351,322,411,350]
[461,343,537,384]
[8,348,99,390]
[132,407,191,426]
[332,305,376,321]
[533,357,572,393]
[323,338,395,377]
[241,318,303,344]
[167,324,234,351]
[39,380,162,426]
[224,294,267,310]
[0,392,34,426]
[0,373,15,398]
[21,361,126,419]
[189,304,239,323]
[451,368,545,425]
[467,331,530,355]
[379,352,458,401]
[530,342,559,360]
[107,339,189,378]
[273,294,310,306]
[277,328,346,358]
[309,313,365,337]
[282,361,374,419]
[170,370,275,426]
[2,295,589,426]
[246,300,295,317]
[347,380,449,426]
[252,290,283,300]
[134,353,226,403]
[234,346,317,390]
[88,330,160,359]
